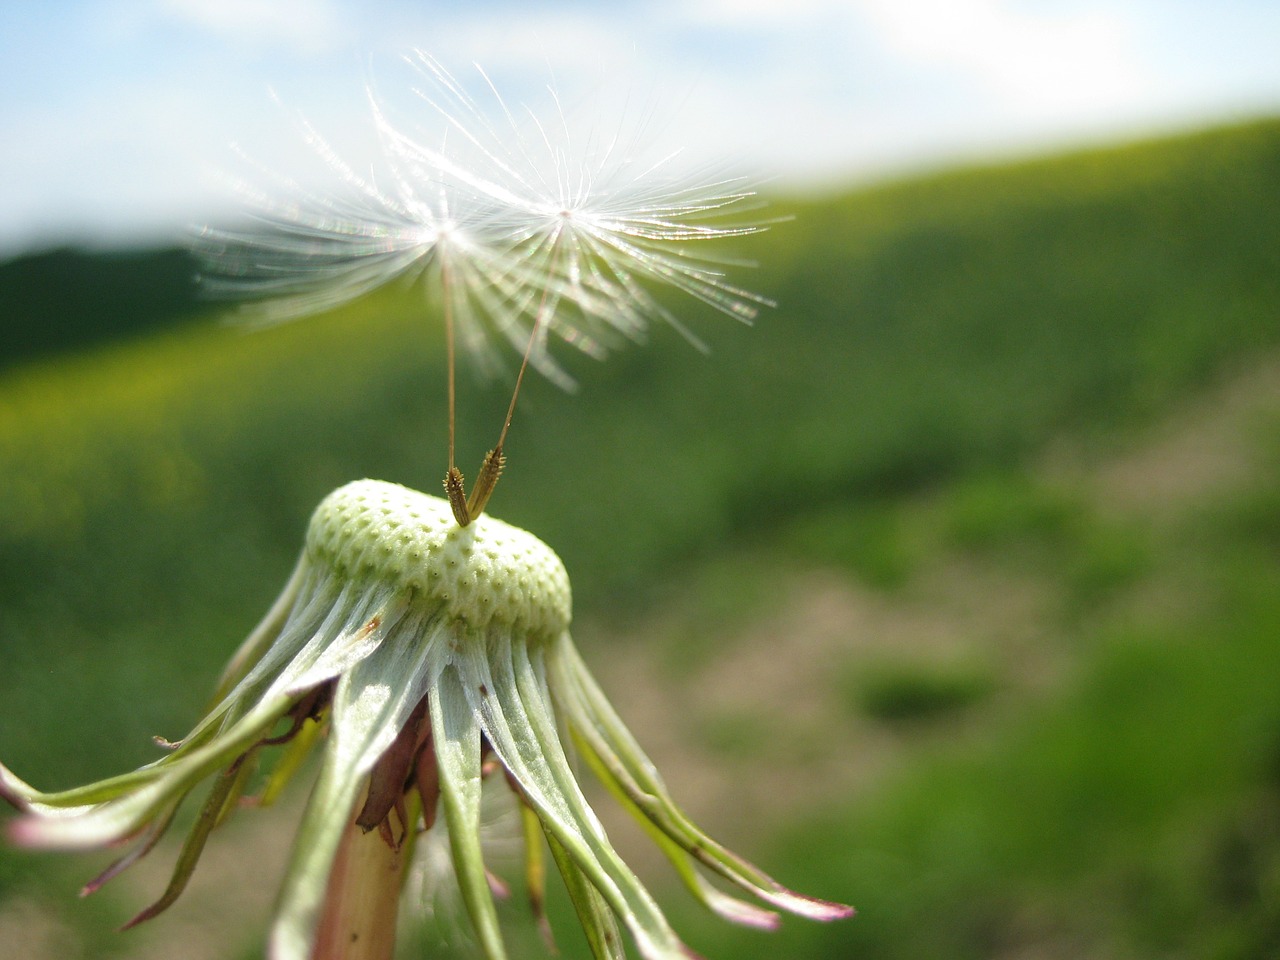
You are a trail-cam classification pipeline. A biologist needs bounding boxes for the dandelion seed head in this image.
[1,477,852,960]
[308,479,571,637]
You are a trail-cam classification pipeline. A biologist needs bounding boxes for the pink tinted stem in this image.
[310,816,408,960]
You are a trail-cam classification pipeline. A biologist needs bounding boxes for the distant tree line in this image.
[0,246,204,370]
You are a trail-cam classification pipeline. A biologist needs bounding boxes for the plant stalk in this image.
[311,816,409,960]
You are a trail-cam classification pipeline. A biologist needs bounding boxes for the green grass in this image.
[755,569,1280,960]
[1,116,1279,958]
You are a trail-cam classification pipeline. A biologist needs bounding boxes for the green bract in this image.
[1,480,851,960]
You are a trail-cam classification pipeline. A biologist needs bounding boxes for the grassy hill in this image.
[0,117,1278,959]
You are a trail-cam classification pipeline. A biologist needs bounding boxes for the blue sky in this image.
[1,0,1277,254]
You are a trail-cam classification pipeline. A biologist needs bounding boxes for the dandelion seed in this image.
[1,480,852,959]
[196,54,774,522]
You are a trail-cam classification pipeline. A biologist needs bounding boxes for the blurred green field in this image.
[1,117,1279,959]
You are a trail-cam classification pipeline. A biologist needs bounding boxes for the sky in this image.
[0,0,1277,255]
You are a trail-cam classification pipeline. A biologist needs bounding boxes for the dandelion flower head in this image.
[1,480,852,959]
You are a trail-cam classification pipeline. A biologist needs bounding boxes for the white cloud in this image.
[155,0,347,54]
[853,0,1151,117]
[404,8,644,86]
[664,0,834,30]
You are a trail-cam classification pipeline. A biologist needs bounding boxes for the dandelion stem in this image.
[497,311,538,453]
[499,233,563,453]
[443,261,458,475]
[310,806,412,960]
[464,236,562,521]
[441,260,472,527]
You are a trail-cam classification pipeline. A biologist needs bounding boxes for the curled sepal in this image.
[2,758,170,814]
[80,807,178,898]
[0,761,43,811]
[269,612,439,960]
[517,799,557,951]
[455,632,699,960]
[431,663,509,960]
[573,734,779,930]
[123,751,256,928]
[7,708,276,852]
[546,828,626,960]
[550,636,854,923]
[10,587,412,858]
